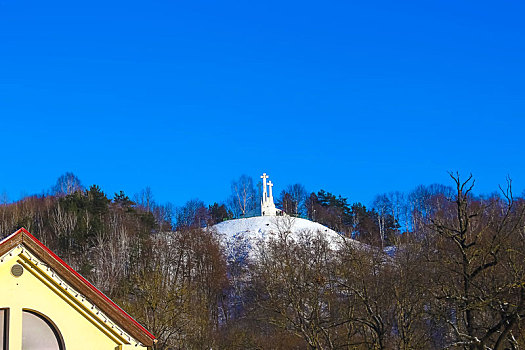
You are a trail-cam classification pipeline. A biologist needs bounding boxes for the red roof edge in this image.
[3,228,156,342]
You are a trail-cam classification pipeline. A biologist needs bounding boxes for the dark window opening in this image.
[0,309,8,350]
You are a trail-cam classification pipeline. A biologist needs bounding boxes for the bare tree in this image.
[175,199,208,229]
[389,233,433,349]
[252,228,340,349]
[0,191,8,205]
[336,239,395,350]
[385,191,408,234]
[52,172,83,196]
[372,194,391,249]
[427,173,525,350]
[134,187,155,212]
[277,184,308,217]
[229,175,256,217]
[92,211,129,296]
[50,202,78,251]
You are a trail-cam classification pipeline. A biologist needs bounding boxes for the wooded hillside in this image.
[1,173,524,349]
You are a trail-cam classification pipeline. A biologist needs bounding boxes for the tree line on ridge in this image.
[0,172,524,349]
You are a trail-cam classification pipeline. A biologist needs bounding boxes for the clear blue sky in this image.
[1,0,524,206]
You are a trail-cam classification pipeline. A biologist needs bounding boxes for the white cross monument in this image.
[260,173,283,216]
[261,173,269,204]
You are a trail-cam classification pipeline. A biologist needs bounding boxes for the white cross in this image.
[261,173,269,200]
[268,180,274,199]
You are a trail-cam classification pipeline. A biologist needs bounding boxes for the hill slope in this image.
[212,216,359,261]
[214,216,340,240]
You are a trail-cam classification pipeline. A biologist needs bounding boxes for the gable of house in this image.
[0,228,155,350]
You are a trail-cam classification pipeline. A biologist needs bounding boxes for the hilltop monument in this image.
[260,173,283,216]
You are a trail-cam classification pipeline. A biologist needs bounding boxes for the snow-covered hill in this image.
[212,216,359,261]
[213,216,339,242]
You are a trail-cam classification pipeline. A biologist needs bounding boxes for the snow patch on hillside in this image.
[212,216,361,264]
[213,216,341,244]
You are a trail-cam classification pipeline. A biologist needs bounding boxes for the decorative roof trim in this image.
[0,228,155,347]
[12,245,137,345]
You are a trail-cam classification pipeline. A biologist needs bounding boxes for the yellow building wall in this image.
[0,250,146,350]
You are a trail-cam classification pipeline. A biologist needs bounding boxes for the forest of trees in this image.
[1,172,525,349]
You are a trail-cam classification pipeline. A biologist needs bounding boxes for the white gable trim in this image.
[0,244,146,348]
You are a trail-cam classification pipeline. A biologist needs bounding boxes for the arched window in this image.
[22,310,64,350]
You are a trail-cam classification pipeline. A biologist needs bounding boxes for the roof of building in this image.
[0,228,156,347]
